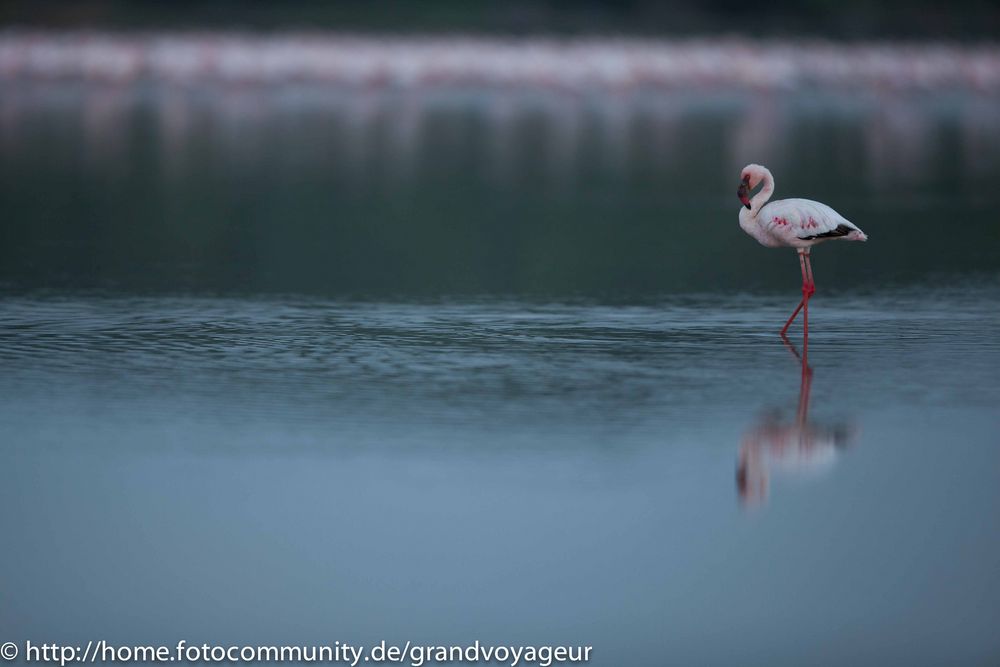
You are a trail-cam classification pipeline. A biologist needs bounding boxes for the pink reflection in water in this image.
[737,337,857,506]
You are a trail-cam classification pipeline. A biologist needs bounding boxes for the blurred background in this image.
[2,4,999,667]
[2,0,999,297]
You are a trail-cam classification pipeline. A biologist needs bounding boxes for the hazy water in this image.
[1,287,998,665]
[2,84,1000,295]
[1,79,999,665]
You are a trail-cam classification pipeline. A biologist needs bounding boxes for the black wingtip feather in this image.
[799,223,853,241]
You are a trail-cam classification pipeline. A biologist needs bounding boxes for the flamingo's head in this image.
[737,173,752,209]
[737,164,767,209]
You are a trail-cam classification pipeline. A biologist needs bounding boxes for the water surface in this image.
[1,287,998,665]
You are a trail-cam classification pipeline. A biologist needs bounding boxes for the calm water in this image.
[1,288,998,665]
[2,84,1000,295]
[1,74,999,665]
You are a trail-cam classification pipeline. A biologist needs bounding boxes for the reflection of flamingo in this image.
[737,164,867,343]
[736,335,856,506]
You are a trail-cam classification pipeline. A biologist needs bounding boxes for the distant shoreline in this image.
[2,32,999,93]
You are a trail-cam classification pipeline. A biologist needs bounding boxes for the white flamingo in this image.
[737,164,868,340]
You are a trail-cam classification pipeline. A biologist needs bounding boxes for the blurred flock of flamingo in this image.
[1,32,999,92]
[2,32,999,189]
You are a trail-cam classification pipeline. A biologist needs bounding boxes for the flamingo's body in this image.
[737,164,867,342]
[739,198,867,249]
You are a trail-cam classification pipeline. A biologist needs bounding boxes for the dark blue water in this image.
[1,285,998,665]
[2,69,1000,665]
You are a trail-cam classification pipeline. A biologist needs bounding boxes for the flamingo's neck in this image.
[750,169,774,217]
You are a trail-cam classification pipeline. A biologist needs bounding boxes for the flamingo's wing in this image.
[759,198,862,244]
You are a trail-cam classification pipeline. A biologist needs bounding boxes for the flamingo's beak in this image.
[737,177,752,209]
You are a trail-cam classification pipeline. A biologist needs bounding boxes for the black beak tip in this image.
[744,202,751,210]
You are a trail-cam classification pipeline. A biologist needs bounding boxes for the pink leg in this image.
[780,300,805,336]
[779,250,813,336]
[802,252,814,353]
[804,252,815,296]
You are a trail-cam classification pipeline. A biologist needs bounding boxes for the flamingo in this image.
[737,164,867,342]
